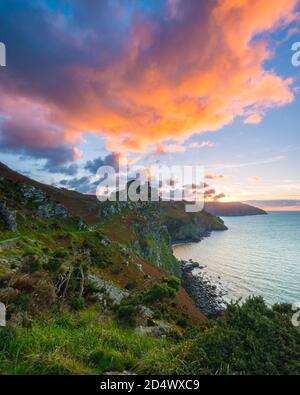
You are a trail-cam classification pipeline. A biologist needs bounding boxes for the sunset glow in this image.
[0,0,299,208]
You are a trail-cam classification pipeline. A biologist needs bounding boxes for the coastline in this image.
[180,259,227,318]
[173,231,228,318]
[171,229,212,247]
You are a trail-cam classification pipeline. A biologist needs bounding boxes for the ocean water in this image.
[173,212,300,306]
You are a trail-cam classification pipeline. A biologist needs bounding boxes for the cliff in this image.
[0,161,207,330]
[161,201,227,244]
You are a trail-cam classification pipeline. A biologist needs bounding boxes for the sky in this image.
[0,0,299,210]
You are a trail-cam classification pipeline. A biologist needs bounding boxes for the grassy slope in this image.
[1,163,299,375]
[0,307,167,375]
[0,170,207,374]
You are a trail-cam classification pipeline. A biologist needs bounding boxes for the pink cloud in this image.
[0,0,298,158]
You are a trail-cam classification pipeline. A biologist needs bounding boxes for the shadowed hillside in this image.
[204,201,267,216]
[0,162,101,224]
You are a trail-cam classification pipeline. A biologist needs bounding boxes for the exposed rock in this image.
[88,273,129,305]
[180,260,227,318]
[21,184,46,204]
[88,273,156,324]
[100,238,111,247]
[135,319,172,337]
[20,183,70,219]
[77,219,87,230]
[0,201,17,231]
[36,201,69,219]
[160,201,227,244]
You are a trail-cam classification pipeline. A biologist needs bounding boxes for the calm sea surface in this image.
[173,212,300,305]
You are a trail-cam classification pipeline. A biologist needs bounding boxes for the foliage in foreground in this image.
[0,307,167,375]
[139,297,300,375]
[0,297,299,375]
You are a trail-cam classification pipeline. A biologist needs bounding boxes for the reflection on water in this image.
[173,212,300,305]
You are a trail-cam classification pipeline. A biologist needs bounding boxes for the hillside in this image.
[0,162,299,375]
[0,162,208,332]
[0,162,100,224]
[160,201,227,243]
[204,201,267,216]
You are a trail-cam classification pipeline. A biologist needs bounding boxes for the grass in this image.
[0,307,168,375]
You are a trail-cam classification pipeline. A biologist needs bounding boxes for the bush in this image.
[44,257,62,272]
[139,297,300,375]
[143,277,180,304]
[117,297,141,326]
[52,249,68,259]
[70,294,85,311]
[20,253,43,273]
[161,276,180,292]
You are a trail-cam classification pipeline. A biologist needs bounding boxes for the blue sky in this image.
[0,0,299,208]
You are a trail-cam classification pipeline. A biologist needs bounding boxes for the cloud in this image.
[245,199,300,210]
[208,155,286,170]
[84,153,120,174]
[47,164,79,176]
[189,141,215,149]
[155,140,215,154]
[204,183,227,201]
[205,173,225,180]
[250,176,261,182]
[60,176,93,193]
[0,0,298,157]
[0,95,82,169]
[155,143,186,154]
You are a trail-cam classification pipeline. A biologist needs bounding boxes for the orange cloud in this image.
[206,173,225,180]
[1,0,298,156]
[250,176,261,182]
[60,0,297,151]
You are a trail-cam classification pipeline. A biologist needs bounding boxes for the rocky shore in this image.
[172,229,212,245]
[180,259,228,318]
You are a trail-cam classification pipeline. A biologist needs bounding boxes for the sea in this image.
[173,212,300,306]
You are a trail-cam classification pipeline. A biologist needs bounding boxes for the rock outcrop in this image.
[160,201,227,244]
[180,260,227,318]
[0,201,17,231]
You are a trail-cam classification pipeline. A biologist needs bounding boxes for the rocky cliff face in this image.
[0,161,227,277]
[99,198,229,275]
[100,200,181,276]
[0,174,82,233]
[160,201,227,244]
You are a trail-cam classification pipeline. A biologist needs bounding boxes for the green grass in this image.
[138,297,300,375]
[0,307,168,375]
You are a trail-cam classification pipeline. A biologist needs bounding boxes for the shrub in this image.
[52,249,68,259]
[20,253,43,273]
[117,297,140,326]
[139,297,300,375]
[0,271,56,313]
[161,276,180,292]
[70,294,85,311]
[143,277,180,304]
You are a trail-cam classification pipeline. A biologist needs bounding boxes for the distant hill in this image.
[204,201,267,216]
[0,162,266,225]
